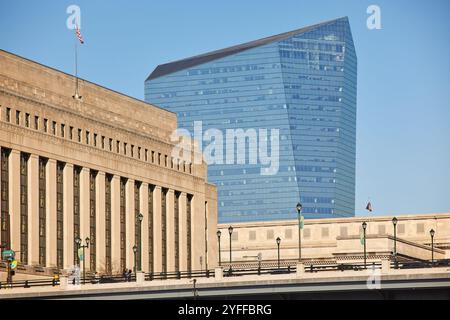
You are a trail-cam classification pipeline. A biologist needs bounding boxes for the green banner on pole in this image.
[78,248,84,261]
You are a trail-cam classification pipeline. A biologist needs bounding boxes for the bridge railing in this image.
[391,259,450,270]
[145,269,215,281]
[0,278,59,289]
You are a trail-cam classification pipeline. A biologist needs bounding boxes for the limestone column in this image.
[207,198,218,269]
[27,154,39,265]
[45,159,57,267]
[153,186,162,273]
[110,175,121,274]
[140,183,149,273]
[96,171,106,273]
[63,163,74,269]
[179,192,188,271]
[166,189,175,272]
[79,167,90,271]
[125,179,135,270]
[191,192,206,270]
[8,150,20,254]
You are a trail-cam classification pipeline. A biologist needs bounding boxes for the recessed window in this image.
[51,121,56,135]
[6,108,11,122]
[416,223,425,234]
[69,126,73,140]
[266,229,274,240]
[43,119,48,133]
[116,140,120,153]
[285,229,292,239]
[93,133,97,147]
[131,145,134,158]
[101,136,105,149]
[25,113,30,127]
[109,138,113,151]
[303,228,311,239]
[86,131,90,145]
[138,147,141,160]
[16,110,20,125]
[145,149,148,162]
[60,124,65,138]
[124,142,127,155]
[151,151,155,163]
[34,116,39,130]
[77,129,82,142]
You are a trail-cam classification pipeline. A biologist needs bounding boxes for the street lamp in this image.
[133,244,138,278]
[257,252,262,273]
[430,229,435,266]
[228,226,233,274]
[137,213,144,271]
[276,237,281,269]
[75,236,90,284]
[296,202,303,262]
[216,230,222,266]
[362,222,367,268]
[392,217,398,268]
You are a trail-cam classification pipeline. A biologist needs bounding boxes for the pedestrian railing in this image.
[391,259,450,269]
[145,269,214,281]
[3,259,449,290]
[305,262,381,273]
[0,278,59,289]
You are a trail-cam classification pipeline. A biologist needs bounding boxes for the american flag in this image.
[75,26,84,44]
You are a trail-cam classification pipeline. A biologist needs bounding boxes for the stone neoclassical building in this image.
[218,213,450,267]
[0,50,218,278]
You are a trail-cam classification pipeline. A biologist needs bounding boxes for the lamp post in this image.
[228,226,233,274]
[392,217,398,267]
[75,236,90,284]
[362,222,367,268]
[276,237,281,269]
[216,230,222,266]
[257,252,262,274]
[430,229,435,266]
[137,213,144,272]
[296,202,303,262]
[133,244,138,278]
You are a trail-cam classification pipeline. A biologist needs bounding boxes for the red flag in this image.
[75,26,84,44]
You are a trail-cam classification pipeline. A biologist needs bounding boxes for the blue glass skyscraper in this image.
[145,17,357,223]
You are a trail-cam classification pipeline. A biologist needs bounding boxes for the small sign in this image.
[10,260,17,269]
[2,249,15,261]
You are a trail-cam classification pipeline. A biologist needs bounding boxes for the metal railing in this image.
[391,259,450,270]
[223,266,295,277]
[2,259,449,290]
[145,269,214,281]
[0,278,59,289]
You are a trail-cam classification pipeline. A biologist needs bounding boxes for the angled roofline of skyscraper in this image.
[145,17,349,81]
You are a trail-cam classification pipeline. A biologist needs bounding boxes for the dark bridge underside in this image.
[15,277,450,300]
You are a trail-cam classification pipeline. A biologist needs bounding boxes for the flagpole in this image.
[75,39,79,98]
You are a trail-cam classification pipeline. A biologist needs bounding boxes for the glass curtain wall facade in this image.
[145,18,357,223]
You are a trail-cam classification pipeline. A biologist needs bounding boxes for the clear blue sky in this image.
[1,0,449,217]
